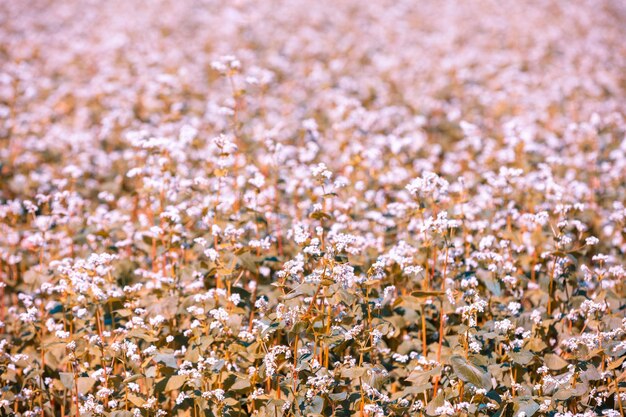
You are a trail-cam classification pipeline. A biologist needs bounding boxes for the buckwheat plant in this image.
[0,0,625,416]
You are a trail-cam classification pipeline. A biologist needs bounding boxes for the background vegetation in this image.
[0,0,625,416]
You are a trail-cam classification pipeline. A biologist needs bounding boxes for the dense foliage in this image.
[0,0,625,416]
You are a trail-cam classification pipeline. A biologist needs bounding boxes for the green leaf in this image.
[165,374,187,392]
[230,378,251,391]
[126,328,158,342]
[342,367,366,379]
[544,353,568,370]
[406,366,441,385]
[526,338,547,352]
[123,374,143,384]
[425,391,445,416]
[399,296,424,310]
[580,366,602,382]
[328,392,347,401]
[155,354,178,369]
[77,377,96,394]
[59,372,74,390]
[127,394,145,406]
[304,395,324,415]
[509,350,534,366]
[553,384,588,401]
[450,355,492,390]
[224,398,240,406]
[608,356,626,370]
[512,398,540,417]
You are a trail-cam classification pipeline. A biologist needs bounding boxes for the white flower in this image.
[494,319,513,334]
[585,236,599,245]
[311,163,332,181]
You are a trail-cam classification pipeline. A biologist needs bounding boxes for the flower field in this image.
[0,0,625,416]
